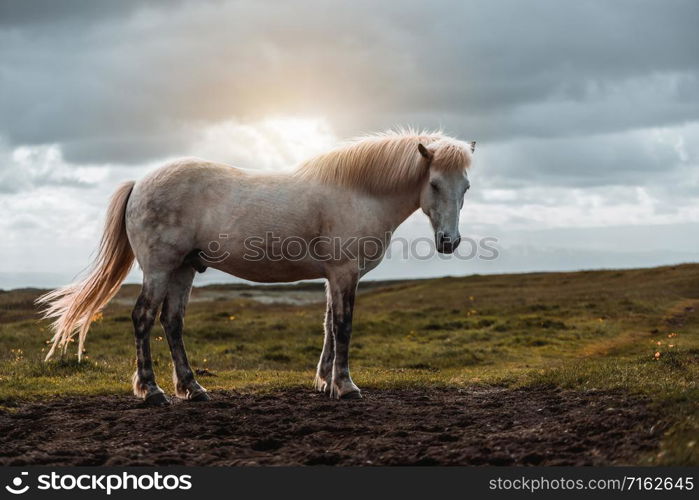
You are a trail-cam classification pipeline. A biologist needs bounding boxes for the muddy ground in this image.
[0,386,663,466]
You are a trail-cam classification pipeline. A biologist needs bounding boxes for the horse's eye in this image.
[430,181,439,191]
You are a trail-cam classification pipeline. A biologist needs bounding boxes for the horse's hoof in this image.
[144,392,171,407]
[340,390,362,400]
[314,375,330,394]
[189,391,211,402]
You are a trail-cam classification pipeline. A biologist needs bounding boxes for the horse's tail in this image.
[37,181,136,361]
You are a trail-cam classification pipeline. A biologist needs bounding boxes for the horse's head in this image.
[418,140,475,254]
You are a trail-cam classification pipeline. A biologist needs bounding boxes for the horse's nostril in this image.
[442,235,459,245]
[436,233,460,253]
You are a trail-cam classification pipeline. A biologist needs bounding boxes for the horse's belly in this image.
[207,255,325,283]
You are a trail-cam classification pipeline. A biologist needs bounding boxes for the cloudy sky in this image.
[1,0,698,288]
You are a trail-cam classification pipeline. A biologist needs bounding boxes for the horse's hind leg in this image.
[160,265,209,401]
[314,299,334,393]
[132,271,170,406]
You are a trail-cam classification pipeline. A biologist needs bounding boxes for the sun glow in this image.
[193,116,337,171]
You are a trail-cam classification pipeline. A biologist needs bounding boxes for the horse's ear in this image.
[470,141,476,153]
[418,143,433,162]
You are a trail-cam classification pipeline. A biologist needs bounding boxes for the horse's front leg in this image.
[314,300,334,394]
[327,269,361,400]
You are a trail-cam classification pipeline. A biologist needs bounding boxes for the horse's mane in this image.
[293,129,471,193]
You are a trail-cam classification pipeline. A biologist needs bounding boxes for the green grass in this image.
[1,264,697,464]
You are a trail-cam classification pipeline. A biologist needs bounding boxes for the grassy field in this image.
[0,264,697,465]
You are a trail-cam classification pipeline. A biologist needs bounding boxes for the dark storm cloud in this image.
[0,0,172,26]
[476,128,694,188]
[0,0,698,178]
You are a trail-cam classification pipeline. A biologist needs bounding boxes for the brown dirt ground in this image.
[0,387,664,466]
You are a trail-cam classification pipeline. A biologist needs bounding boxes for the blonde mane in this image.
[294,129,472,193]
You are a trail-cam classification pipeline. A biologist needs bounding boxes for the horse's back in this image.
[124,158,323,276]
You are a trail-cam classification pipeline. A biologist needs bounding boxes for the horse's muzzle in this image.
[436,233,461,254]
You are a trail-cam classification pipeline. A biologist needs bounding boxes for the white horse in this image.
[38,130,475,405]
